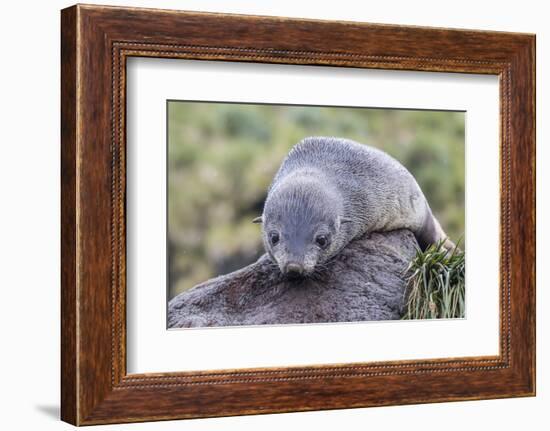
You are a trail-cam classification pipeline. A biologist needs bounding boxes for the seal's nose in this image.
[285,262,304,277]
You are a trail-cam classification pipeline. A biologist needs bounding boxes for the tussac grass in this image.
[402,240,465,320]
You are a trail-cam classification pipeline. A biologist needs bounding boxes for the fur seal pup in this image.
[253,136,454,278]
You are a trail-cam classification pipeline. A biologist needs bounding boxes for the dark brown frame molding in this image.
[61,4,535,425]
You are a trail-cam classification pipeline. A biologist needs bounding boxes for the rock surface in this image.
[168,229,417,328]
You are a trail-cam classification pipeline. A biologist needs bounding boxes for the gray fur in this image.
[259,137,452,276]
[167,230,417,327]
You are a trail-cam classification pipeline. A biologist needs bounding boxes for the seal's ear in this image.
[340,217,352,224]
[252,216,263,224]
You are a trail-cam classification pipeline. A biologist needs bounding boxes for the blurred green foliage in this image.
[168,102,465,299]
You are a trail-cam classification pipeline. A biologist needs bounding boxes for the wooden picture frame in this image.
[61,4,535,425]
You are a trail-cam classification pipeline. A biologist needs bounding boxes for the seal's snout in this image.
[284,262,304,278]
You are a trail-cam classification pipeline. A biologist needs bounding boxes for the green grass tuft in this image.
[402,240,465,320]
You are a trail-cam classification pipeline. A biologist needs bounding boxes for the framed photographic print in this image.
[61,4,535,425]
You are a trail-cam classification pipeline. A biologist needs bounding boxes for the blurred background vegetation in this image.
[168,101,465,299]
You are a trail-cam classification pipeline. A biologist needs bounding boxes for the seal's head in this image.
[254,176,350,279]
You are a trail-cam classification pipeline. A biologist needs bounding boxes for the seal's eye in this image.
[315,235,329,249]
[269,231,280,246]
